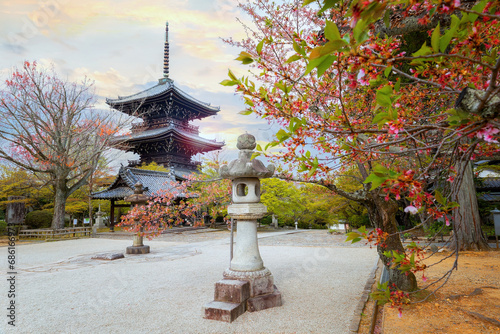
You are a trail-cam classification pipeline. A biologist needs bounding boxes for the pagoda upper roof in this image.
[114,123,224,151]
[91,166,186,200]
[106,77,220,117]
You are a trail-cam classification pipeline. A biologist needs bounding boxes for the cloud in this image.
[0,0,280,168]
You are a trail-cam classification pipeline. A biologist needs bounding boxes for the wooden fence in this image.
[19,227,92,239]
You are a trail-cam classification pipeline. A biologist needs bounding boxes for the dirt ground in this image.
[360,248,500,333]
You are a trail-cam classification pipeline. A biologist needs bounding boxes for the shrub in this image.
[424,221,452,239]
[25,210,53,229]
[0,220,7,235]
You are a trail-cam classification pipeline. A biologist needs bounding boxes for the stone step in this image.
[246,287,282,312]
[203,301,246,323]
[214,280,250,304]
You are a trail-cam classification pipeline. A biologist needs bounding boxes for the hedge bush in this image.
[25,210,53,229]
[0,220,7,235]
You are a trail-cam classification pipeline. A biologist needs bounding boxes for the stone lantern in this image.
[124,182,150,254]
[491,208,500,248]
[204,133,281,323]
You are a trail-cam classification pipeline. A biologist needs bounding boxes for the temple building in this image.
[108,22,223,178]
[92,23,223,225]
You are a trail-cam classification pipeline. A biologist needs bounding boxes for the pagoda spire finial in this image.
[163,22,169,78]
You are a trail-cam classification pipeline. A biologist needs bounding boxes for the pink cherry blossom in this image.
[476,124,500,143]
[404,206,418,214]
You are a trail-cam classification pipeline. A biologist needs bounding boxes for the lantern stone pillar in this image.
[204,133,281,323]
[124,183,150,254]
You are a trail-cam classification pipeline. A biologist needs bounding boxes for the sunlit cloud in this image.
[0,0,280,169]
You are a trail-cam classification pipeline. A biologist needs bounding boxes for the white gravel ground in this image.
[1,230,377,334]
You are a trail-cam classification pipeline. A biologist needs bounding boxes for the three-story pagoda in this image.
[109,23,223,178]
[92,23,223,227]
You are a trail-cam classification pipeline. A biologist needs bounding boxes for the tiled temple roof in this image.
[106,78,220,114]
[91,166,184,200]
[476,177,500,191]
[113,123,223,149]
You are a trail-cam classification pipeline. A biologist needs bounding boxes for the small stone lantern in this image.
[491,208,500,248]
[124,182,150,254]
[204,133,281,323]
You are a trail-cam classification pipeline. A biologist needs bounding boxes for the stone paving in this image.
[1,229,378,334]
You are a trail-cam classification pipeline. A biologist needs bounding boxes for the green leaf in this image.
[383,9,391,28]
[239,109,253,116]
[412,42,433,57]
[435,189,446,206]
[353,19,369,44]
[292,40,301,55]
[470,0,488,22]
[228,69,237,81]
[363,173,386,190]
[251,152,261,160]
[235,51,254,64]
[316,55,337,77]
[302,0,316,6]
[376,94,392,107]
[324,20,341,41]
[304,55,328,76]
[346,231,362,243]
[285,54,302,64]
[256,39,265,55]
[220,79,236,86]
[318,0,336,14]
[440,15,459,53]
[431,23,440,52]
[378,85,392,96]
[372,112,389,125]
[384,66,392,78]
[310,40,347,59]
[307,165,317,178]
[394,78,401,92]
[276,129,290,142]
[376,85,393,108]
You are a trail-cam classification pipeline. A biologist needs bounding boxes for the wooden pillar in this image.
[110,199,115,232]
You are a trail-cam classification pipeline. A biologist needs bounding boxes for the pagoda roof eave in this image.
[91,166,187,200]
[106,77,220,114]
[112,126,224,150]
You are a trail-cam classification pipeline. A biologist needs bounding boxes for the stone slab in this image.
[214,280,250,304]
[91,253,125,261]
[126,245,150,254]
[246,287,282,312]
[203,301,246,323]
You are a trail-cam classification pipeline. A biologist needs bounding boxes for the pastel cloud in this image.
[0,0,275,168]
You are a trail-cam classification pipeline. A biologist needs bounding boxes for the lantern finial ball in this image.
[237,133,256,150]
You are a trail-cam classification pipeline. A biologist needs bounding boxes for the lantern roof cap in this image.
[219,133,275,180]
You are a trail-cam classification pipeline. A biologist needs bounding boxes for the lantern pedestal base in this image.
[204,268,281,322]
[126,245,150,254]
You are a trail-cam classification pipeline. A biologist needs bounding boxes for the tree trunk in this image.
[451,162,490,251]
[52,183,69,230]
[366,197,418,292]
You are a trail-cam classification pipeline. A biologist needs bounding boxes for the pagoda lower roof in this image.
[91,166,186,200]
[106,77,220,117]
[113,124,224,151]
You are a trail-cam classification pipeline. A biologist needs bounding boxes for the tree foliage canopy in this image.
[0,61,123,228]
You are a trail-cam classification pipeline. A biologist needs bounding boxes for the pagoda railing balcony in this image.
[130,122,147,133]
[131,118,199,134]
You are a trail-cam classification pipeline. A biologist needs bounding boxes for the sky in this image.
[0,0,278,168]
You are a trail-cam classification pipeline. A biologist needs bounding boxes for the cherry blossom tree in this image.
[118,152,232,236]
[223,0,500,294]
[0,61,122,229]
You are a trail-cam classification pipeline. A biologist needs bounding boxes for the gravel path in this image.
[1,230,377,334]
